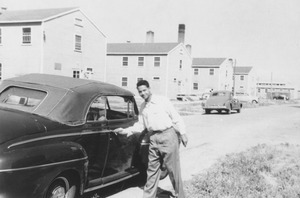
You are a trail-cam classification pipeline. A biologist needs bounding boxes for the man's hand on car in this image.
[113,128,132,137]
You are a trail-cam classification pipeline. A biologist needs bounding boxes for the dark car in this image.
[202,90,242,114]
[273,95,289,100]
[0,74,164,198]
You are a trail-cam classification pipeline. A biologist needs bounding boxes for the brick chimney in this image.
[146,31,154,43]
[178,24,185,43]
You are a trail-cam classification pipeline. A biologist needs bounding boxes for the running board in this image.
[84,171,140,193]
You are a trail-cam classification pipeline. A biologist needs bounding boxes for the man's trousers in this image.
[143,127,185,198]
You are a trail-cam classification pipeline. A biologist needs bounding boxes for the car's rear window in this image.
[212,92,226,97]
[0,86,46,111]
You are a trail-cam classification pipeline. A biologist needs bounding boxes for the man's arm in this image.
[164,97,188,147]
[113,114,145,137]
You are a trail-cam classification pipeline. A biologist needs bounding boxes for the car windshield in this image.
[0,86,46,112]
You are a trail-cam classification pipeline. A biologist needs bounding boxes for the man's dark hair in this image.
[137,80,150,88]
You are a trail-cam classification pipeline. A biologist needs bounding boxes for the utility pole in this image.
[232,59,237,96]
[270,72,273,99]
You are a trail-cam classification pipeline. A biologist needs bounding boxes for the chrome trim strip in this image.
[8,130,112,149]
[0,157,88,173]
[84,172,140,193]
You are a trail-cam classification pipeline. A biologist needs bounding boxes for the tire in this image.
[217,110,222,114]
[226,105,232,114]
[205,109,211,114]
[252,100,258,104]
[45,176,77,198]
[237,108,241,113]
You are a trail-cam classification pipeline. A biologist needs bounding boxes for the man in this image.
[114,80,188,198]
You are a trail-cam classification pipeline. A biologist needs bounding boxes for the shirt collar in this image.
[148,95,159,104]
[142,95,159,107]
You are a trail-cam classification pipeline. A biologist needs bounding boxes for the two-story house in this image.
[106,41,192,99]
[233,66,257,96]
[0,7,106,81]
[191,58,234,93]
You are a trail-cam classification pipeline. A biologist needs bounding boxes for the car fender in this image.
[0,141,88,198]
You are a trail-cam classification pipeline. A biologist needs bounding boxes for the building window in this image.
[193,83,198,90]
[153,76,160,81]
[240,75,244,80]
[83,67,93,79]
[0,28,2,44]
[137,78,143,82]
[209,68,214,75]
[54,63,62,70]
[0,63,2,80]
[138,57,144,66]
[258,89,260,93]
[22,27,31,44]
[179,60,182,70]
[154,57,160,67]
[75,35,82,51]
[74,18,83,27]
[73,70,80,78]
[122,77,128,86]
[122,57,128,66]
[194,68,199,75]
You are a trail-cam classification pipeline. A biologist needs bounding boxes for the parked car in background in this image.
[234,92,259,104]
[202,91,242,114]
[273,95,289,100]
[0,74,166,198]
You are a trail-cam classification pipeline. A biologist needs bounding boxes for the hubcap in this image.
[51,186,66,198]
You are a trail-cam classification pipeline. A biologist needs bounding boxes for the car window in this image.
[212,92,226,97]
[0,86,46,110]
[87,95,135,122]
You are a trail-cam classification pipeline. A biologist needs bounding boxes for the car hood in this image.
[205,97,228,106]
[0,108,48,144]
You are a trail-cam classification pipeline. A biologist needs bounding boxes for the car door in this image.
[78,96,110,185]
[102,95,140,184]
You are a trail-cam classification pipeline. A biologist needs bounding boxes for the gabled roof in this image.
[192,58,227,68]
[107,42,180,55]
[234,66,253,75]
[0,7,78,23]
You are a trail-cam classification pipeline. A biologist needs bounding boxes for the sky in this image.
[1,0,300,89]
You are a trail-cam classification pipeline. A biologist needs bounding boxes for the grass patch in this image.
[185,143,300,198]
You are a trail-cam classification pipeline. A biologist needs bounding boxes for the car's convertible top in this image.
[0,73,134,126]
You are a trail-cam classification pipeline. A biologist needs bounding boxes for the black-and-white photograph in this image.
[0,0,300,197]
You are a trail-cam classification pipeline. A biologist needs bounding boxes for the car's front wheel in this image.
[251,100,258,104]
[205,109,211,114]
[45,176,77,198]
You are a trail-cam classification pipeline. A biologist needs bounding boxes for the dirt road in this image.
[85,102,300,198]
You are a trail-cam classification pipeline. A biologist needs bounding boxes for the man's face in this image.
[137,85,151,101]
